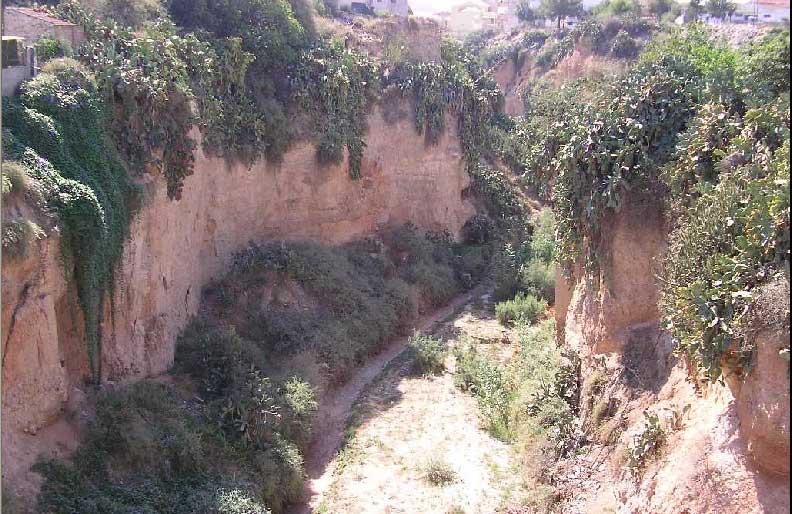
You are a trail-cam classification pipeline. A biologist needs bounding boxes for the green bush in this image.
[496,293,548,326]
[218,489,272,514]
[175,322,265,397]
[34,381,258,514]
[603,14,654,37]
[386,225,467,307]
[250,436,305,512]
[35,366,311,513]
[520,259,556,304]
[461,214,496,245]
[626,411,664,474]
[409,332,448,375]
[529,209,556,263]
[176,322,317,453]
[493,210,556,304]
[82,0,164,28]
[454,343,513,440]
[34,37,70,63]
[535,36,574,69]
[592,0,643,18]
[279,377,319,448]
[493,242,525,302]
[572,19,606,52]
[738,29,790,105]
[610,30,639,58]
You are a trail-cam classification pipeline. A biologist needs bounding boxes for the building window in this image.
[2,38,24,68]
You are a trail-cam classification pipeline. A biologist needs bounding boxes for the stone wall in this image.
[1,65,30,96]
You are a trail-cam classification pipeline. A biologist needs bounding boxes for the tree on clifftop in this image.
[649,0,673,21]
[539,0,583,28]
[706,0,737,20]
[687,0,705,21]
[517,0,538,23]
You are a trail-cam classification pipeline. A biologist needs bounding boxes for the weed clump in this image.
[626,411,665,475]
[218,489,272,514]
[409,332,448,375]
[423,457,459,486]
[1,219,45,261]
[496,293,548,326]
[454,342,514,440]
[455,320,580,457]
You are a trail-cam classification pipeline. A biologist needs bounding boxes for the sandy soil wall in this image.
[1,106,475,494]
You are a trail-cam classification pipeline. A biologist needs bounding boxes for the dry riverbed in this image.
[312,292,530,514]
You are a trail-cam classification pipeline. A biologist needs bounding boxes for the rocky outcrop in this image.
[493,57,532,116]
[559,194,667,359]
[556,195,791,514]
[1,105,475,494]
[729,278,791,476]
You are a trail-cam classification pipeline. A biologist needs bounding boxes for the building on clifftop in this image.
[2,6,85,47]
[334,0,411,17]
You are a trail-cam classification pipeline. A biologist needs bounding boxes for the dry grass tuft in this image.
[423,456,459,487]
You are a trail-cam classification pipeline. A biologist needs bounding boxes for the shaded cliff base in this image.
[553,325,790,514]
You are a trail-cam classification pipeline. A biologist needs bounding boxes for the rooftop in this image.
[4,6,75,27]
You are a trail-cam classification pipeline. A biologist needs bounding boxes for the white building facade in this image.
[674,0,790,23]
[733,0,790,22]
[436,0,525,38]
[335,0,410,16]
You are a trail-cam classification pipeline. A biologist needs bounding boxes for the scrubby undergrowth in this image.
[504,25,790,385]
[34,226,493,513]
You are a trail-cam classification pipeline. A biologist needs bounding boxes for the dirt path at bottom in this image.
[286,290,481,514]
[308,291,528,514]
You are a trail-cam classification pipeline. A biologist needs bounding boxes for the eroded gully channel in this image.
[285,289,480,514]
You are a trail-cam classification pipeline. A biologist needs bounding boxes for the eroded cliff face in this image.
[1,106,475,494]
[555,197,791,514]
